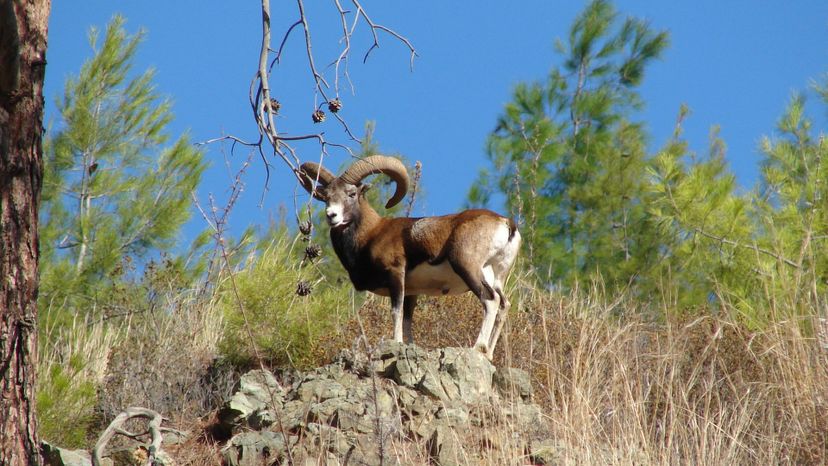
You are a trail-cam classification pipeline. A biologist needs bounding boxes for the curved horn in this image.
[339,155,410,208]
[298,162,335,201]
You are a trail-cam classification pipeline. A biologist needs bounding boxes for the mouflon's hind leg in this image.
[402,295,417,344]
[487,287,510,360]
[450,261,500,358]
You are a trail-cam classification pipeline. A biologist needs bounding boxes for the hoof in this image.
[473,342,489,355]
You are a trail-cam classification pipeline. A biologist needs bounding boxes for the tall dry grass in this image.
[38,248,827,464]
[323,278,828,465]
[504,291,827,465]
[37,315,123,447]
[37,286,229,449]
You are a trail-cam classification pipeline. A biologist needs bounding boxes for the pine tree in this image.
[753,89,828,316]
[470,0,668,291]
[648,84,828,323]
[0,1,51,463]
[648,110,754,310]
[40,16,206,319]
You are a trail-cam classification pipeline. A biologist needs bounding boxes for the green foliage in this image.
[40,15,207,321]
[471,0,668,291]
[36,15,210,446]
[647,117,754,310]
[649,86,828,324]
[219,230,354,369]
[471,0,828,326]
[37,316,121,448]
[37,362,97,448]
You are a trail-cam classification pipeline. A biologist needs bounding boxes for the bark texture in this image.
[0,1,51,465]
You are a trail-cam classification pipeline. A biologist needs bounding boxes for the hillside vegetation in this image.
[37,2,828,465]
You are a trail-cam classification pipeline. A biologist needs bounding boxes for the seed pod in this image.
[312,109,326,123]
[327,98,342,113]
[296,280,312,296]
[305,244,322,260]
[268,98,281,114]
[299,220,313,236]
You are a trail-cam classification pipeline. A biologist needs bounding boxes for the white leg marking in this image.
[392,304,404,343]
[474,265,500,357]
[474,297,499,357]
[488,286,510,359]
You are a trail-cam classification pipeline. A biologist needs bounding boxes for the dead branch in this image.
[404,160,422,217]
[92,407,166,466]
[199,0,417,210]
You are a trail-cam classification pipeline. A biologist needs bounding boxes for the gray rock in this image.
[439,347,495,403]
[42,442,97,466]
[295,377,347,403]
[529,438,567,465]
[345,433,383,466]
[222,343,545,465]
[218,369,283,432]
[306,423,354,457]
[381,343,496,403]
[434,402,470,427]
[386,344,434,389]
[331,400,372,433]
[493,367,533,402]
[427,425,463,466]
[222,431,291,466]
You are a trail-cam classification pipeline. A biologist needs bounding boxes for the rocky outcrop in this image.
[218,342,550,466]
[42,443,98,466]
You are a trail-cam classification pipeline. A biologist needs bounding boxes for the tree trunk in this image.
[0,1,51,465]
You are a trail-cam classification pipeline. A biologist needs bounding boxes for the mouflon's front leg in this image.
[388,273,406,343]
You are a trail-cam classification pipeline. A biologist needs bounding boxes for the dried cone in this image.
[327,98,342,113]
[304,244,322,260]
[296,280,312,296]
[312,109,326,123]
[299,220,313,236]
[268,98,281,114]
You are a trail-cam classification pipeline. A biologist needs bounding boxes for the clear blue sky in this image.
[45,1,828,238]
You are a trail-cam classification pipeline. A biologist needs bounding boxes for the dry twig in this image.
[200,0,417,216]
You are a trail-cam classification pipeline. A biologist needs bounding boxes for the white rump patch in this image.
[486,221,520,279]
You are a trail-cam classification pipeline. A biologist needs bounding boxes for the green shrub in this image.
[37,316,121,448]
[219,232,354,369]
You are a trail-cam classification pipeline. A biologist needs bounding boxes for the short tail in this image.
[507,218,519,242]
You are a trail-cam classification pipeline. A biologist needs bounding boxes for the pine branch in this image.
[693,228,799,269]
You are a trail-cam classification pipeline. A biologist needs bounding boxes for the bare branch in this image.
[351,0,418,69]
[195,135,260,148]
[331,0,355,95]
[404,160,422,217]
[92,407,166,466]
[201,0,416,223]
[694,228,800,269]
[274,19,302,65]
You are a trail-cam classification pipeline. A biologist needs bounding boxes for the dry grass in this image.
[319,282,828,465]
[98,294,231,426]
[41,265,827,464]
[37,315,123,447]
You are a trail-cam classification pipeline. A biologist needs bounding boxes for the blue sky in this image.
[45,1,828,238]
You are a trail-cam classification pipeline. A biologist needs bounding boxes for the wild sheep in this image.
[299,155,521,359]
